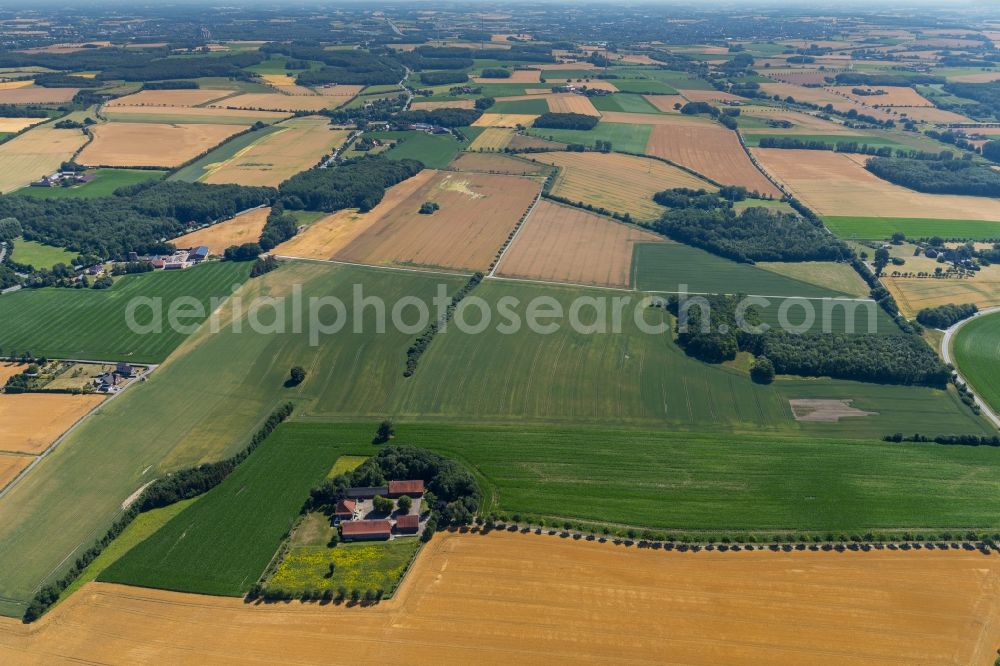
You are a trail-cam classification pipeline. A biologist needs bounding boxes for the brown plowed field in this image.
[105,89,234,108]
[532,151,712,221]
[0,394,105,455]
[642,94,687,112]
[273,171,438,260]
[646,124,782,197]
[78,122,247,168]
[336,171,540,271]
[753,148,1000,220]
[0,454,31,490]
[200,117,350,187]
[497,199,664,287]
[0,87,77,104]
[3,531,999,665]
[171,207,270,255]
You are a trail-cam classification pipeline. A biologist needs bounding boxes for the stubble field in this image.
[496,199,664,287]
[0,123,88,193]
[210,93,343,112]
[78,122,248,168]
[4,531,998,664]
[0,393,106,455]
[0,455,31,492]
[104,89,235,108]
[170,207,270,254]
[0,86,77,104]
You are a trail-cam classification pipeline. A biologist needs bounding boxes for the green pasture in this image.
[13,169,166,199]
[9,238,76,268]
[590,93,660,114]
[824,216,1000,241]
[953,312,1000,419]
[525,122,652,153]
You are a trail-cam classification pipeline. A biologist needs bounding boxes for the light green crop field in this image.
[741,134,905,148]
[609,79,678,94]
[376,129,476,168]
[590,93,660,113]
[525,122,652,153]
[824,216,1000,241]
[12,169,166,199]
[100,426,340,596]
[489,98,549,114]
[953,312,1000,418]
[269,421,1000,533]
[9,238,75,268]
[0,260,251,363]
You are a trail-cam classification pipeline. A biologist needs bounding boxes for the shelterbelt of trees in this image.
[865,156,1000,197]
[0,181,275,258]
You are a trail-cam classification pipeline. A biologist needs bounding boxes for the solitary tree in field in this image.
[287,366,306,386]
[373,419,394,444]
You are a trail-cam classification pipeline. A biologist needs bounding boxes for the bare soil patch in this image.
[4,531,999,665]
[336,171,541,271]
[497,199,664,287]
[79,123,248,168]
[171,207,270,255]
[646,124,781,197]
[0,393,105,455]
[790,399,877,422]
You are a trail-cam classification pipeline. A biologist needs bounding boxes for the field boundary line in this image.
[941,306,1000,430]
[275,254,476,278]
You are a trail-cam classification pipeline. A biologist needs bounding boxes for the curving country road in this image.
[940,305,1000,429]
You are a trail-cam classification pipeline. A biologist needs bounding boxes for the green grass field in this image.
[489,98,549,114]
[0,260,250,363]
[9,238,76,269]
[169,124,282,182]
[953,312,1000,418]
[629,69,712,90]
[525,122,652,153]
[590,93,660,113]
[12,169,166,199]
[632,243,898,333]
[376,129,475,168]
[824,216,1000,241]
[609,79,677,94]
[99,426,340,596]
[268,421,1000,533]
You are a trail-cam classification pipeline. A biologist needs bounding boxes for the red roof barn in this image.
[334,499,356,520]
[387,480,424,498]
[395,514,420,533]
[341,519,391,541]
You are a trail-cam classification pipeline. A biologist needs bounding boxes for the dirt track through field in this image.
[497,199,664,287]
[3,530,999,664]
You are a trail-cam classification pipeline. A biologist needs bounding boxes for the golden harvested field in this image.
[472,113,539,128]
[0,363,25,384]
[78,122,247,168]
[105,89,235,108]
[171,207,270,255]
[210,93,341,112]
[314,85,365,97]
[753,148,1000,220]
[409,99,475,111]
[259,74,316,96]
[949,72,1000,83]
[831,85,933,107]
[758,82,894,121]
[448,152,550,175]
[596,110,709,125]
[336,171,540,271]
[0,86,77,104]
[472,69,541,84]
[545,93,601,115]
[896,106,975,124]
[617,54,658,65]
[884,276,1000,318]
[758,261,871,298]
[273,170,438,259]
[0,454,31,491]
[201,118,350,187]
[738,106,857,134]
[507,133,562,150]
[0,117,44,132]
[468,127,514,151]
[102,106,290,124]
[532,151,712,221]
[4,531,1000,665]
[0,393,105,455]
[0,123,88,193]
[497,199,664,287]
[642,94,687,112]
[766,69,837,86]
[0,80,32,90]
[646,124,782,197]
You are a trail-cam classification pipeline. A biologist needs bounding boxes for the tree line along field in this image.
[0,260,988,616]
[99,424,345,596]
[953,312,1000,419]
[0,261,251,364]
